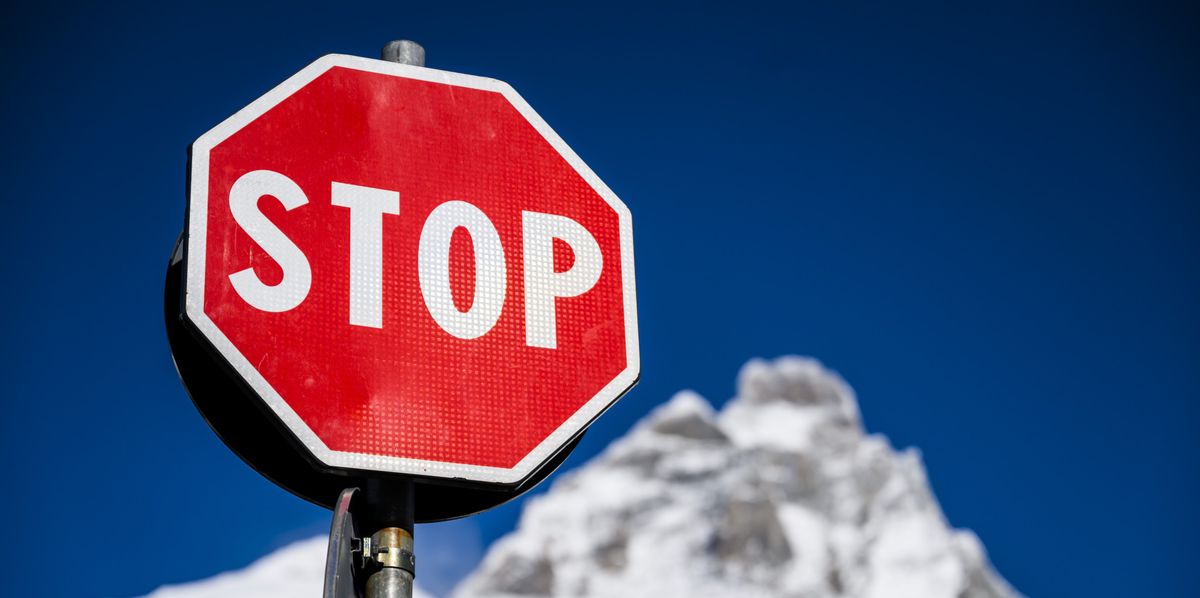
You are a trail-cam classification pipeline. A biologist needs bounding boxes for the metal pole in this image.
[364,529,415,598]
[334,41,423,598]
[361,477,416,598]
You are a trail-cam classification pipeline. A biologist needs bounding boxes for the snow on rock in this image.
[143,535,433,598]
[454,356,1021,598]
[144,357,1020,598]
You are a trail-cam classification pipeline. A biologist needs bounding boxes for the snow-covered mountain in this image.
[454,357,1020,598]
[146,357,1020,598]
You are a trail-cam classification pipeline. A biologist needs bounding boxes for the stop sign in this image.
[181,54,638,487]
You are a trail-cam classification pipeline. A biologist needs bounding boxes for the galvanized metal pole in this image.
[364,527,415,598]
[322,41,423,598]
[357,44,423,598]
[360,477,416,598]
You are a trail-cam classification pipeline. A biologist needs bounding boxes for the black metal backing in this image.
[164,235,581,521]
[324,488,359,598]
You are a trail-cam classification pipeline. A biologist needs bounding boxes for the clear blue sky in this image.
[1,1,1196,596]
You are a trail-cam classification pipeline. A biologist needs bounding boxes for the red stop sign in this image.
[183,54,638,485]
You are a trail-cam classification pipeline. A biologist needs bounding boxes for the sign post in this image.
[351,41,425,598]
[166,38,639,598]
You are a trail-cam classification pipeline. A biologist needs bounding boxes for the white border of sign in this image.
[185,54,639,486]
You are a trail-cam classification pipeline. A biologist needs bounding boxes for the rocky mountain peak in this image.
[454,357,1021,598]
[145,357,1022,598]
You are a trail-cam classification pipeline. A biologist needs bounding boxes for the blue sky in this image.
[1,1,1197,596]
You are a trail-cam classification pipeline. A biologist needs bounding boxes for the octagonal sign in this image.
[183,54,638,486]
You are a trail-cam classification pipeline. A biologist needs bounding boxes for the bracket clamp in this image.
[363,527,416,575]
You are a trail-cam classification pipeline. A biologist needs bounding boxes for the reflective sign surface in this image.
[185,55,638,484]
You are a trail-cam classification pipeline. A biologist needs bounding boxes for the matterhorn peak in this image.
[455,356,1021,598]
[145,357,1022,598]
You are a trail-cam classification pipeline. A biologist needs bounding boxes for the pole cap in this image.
[382,40,425,66]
